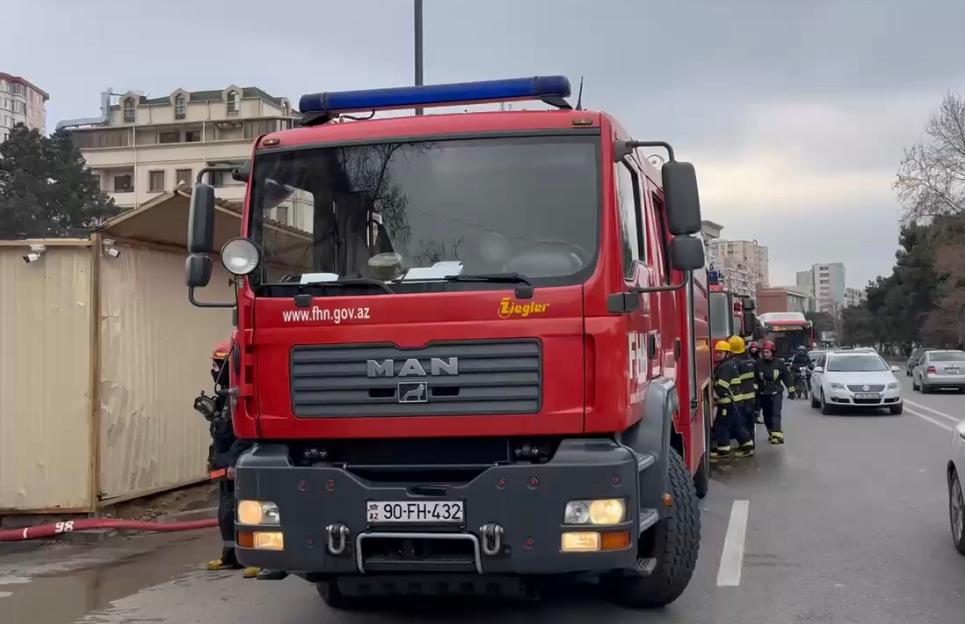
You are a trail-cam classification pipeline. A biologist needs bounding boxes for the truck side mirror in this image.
[188,183,216,253]
[669,235,705,271]
[744,311,758,337]
[663,161,701,235]
[185,253,212,288]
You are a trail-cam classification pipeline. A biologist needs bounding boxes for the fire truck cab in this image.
[186,76,711,607]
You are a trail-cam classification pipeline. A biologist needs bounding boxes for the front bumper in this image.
[827,388,901,406]
[234,439,647,576]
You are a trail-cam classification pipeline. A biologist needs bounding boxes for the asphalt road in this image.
[2,376,963,623]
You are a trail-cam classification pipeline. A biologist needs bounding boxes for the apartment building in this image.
[706,238,769,297]
[0,72,48,141]
[801,262,846,314]
[60,86,296,210]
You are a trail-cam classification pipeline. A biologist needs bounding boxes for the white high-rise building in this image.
[800,262,846,314]
[707,238,769,297]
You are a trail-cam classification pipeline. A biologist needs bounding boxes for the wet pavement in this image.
[2,375,963,622]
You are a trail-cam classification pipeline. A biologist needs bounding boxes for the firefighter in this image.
[756,340,795,444]
[729,335,757,444]
[747,341,764,424]
[195,341,258,578]
[710,340,753,459]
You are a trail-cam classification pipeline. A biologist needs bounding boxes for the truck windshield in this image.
[247,134,599,293]
[709,292,732,339]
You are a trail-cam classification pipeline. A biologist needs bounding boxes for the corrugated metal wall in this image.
[0,246,93,511]
[97,244,232,501]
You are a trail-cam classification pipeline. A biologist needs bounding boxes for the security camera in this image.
[102,239,121,259]
[22,244,46,264]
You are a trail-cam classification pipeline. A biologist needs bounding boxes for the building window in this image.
[123,98,136,123]
[10,82,24,96]
[185,129,201,142]
[114,174,133,192]
[227,90,240,114]
[148,170,165,192]
[12,100,25,114]
[274,205,289,224]
[176,169,192,186]
[174,94,186,119]
[159,130,180,144]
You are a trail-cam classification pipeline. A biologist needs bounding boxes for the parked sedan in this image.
[810,351,903,415]
[906,347,929,376]
[948,419,965,554]
[912,350,965,393]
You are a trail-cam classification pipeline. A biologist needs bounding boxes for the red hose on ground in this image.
[0,517,217,542]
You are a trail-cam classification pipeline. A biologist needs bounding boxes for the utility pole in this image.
[414,0,424,115]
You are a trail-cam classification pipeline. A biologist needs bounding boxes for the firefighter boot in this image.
[769,431,785,445]
[734,441,755,458]
[242,567,261,579]
[710,445,731,462]
[207,547,241,571]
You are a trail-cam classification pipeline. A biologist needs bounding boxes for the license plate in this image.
[854,392,879,400]
[366,500,464,524]
[946,368,960,374]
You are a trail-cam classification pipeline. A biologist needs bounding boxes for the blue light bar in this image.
[299,75,571,116]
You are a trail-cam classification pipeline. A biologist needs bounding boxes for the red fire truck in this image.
[186,76,711,607]
[708,270,758,362]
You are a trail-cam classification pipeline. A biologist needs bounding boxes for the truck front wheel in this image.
[606,447,700,607]
[316,580,356,610]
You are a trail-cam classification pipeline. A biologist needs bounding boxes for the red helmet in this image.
[748,341,761,351]
[761,340,776,351]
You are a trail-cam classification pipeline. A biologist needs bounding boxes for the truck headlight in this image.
[238,500,280,525]
[563,498,626,525]
[221,238,260,276]
[830,383,846,390]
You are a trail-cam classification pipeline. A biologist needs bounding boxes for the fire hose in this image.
[0,517,217,542]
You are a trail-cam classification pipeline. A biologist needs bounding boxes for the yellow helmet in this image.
[728,335,746,354]
[714,339,732,353]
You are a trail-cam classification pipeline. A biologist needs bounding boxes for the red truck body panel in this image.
[228,108,710,473]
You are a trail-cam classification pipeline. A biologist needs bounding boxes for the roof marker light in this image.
[298,76,571,124]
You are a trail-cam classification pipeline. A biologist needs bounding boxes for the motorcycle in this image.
[790,364,811,399]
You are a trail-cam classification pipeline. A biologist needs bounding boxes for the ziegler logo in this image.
[497,297,550,319]
[366,357,459,377]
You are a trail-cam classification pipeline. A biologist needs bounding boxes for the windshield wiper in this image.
[297,278,395,294]
[443,272,534,298]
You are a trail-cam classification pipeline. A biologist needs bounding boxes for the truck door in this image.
[615,159,657,409]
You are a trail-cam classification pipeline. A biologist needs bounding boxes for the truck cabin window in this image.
[247,135,599,294]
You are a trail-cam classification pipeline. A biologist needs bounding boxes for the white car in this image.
[810,351,903,415]
[949,419,965,554]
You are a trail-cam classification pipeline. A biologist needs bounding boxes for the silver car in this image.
[913,350,965,393]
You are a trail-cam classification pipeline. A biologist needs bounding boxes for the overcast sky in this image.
[6,0,963,287]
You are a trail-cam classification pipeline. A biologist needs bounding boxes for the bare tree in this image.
[895,91,965,220]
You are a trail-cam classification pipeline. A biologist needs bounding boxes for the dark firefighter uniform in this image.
[756,341,795,444]
[711,340,753,458]
[747,342,763,424]
[729,336,758,441]
[194,342,257,577]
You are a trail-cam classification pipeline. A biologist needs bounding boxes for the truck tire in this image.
[316,580,356,610]
[607,448,700,608]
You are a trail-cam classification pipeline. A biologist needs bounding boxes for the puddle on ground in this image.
[0,530,220,623]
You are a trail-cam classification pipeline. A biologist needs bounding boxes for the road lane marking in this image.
[717,499,749,587]
[906,407,953,431]
[904,399,960,423]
